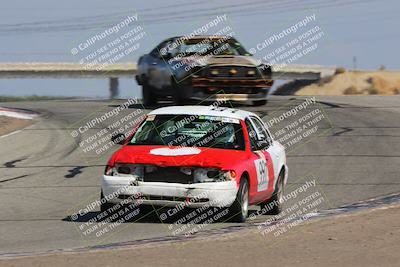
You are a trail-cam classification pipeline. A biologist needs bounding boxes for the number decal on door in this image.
[254,154,268,192]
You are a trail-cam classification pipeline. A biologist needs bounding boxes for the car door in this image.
[250,116,285,193]
[245,118,275,203]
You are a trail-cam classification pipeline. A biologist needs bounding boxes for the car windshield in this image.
[128,114,245,150]
[171,38,249,57]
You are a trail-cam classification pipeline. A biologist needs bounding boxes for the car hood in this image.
[206,55,260,67]
[173,55,260,68]
[110,145,248,170]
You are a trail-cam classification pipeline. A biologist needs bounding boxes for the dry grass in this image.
[0,116,34,136]
[292,71,400,95]
[343,85,360,95]
[335,67,346,74]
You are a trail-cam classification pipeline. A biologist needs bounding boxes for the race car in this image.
[101,106,287,222]
[135,35,274,106]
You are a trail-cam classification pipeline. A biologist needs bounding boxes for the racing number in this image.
[255,154,268,192]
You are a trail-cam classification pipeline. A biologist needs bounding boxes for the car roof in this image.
[149,105,257,120]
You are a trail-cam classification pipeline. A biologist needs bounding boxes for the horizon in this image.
[0,0,398,97]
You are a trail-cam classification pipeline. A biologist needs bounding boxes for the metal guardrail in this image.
[0,63,137,78]
[0,62,335,97]
[272,64,336,79]
[271,71,321,80]
[0,63,333,79]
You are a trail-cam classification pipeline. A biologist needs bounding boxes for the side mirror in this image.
[159,49,173,59]
[260,64,272,79]
[111,133,126,145]
[257,139,270,150]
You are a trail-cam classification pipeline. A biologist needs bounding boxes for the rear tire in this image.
[260,170,285,215]
[228,177,249,222]
[142,80,157,107]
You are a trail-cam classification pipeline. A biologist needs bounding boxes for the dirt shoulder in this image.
[275,70,400,95]
[1,204,399,267]
[0,116,34,136]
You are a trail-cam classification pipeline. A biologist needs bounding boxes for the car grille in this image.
[213,87,260,94]
[206,66,261,78]
[143,167,194,184]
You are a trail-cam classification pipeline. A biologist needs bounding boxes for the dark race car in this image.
[135,35,274,106]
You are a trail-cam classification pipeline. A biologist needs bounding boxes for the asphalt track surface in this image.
[1,95,400,255]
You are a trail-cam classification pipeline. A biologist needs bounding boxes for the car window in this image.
[250,117,267,139]
[250,116,272,145]
[248,117,272,150]
[167,37,249,57]
[245,119,258,151]
[172,40,240,57]
[129,115,245,150]
[150,40,171,58]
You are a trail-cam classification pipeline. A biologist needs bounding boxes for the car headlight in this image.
[247,70,256,76]
[104,164,144,178]
[104,165,117,176]
[193,168,236,183]
[211,69,219,76]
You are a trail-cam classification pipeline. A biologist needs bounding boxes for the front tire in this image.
[142,80,157,107]
[228,177,249,222]
[172,79,186,105]
[260,170,285,215]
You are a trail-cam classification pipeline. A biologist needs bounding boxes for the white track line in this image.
[0,129,22,139]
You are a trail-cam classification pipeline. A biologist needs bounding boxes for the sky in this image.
[0,0,398,98]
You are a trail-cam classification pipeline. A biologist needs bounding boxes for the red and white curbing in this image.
[0,107,38,120]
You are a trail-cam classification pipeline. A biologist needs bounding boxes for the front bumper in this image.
[192,77,273,88]
[191,92,268,101]
[101,175,238,208]
[191,77,272,101]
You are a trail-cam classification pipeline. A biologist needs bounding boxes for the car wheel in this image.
[142,80,157,107]
[260,170,285,215]
[100,190,116,213]
[172,79,186,105]
[252,100,267,106]
[229,177,249,222]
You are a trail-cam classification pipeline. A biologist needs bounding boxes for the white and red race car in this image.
[101,106,288,222]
